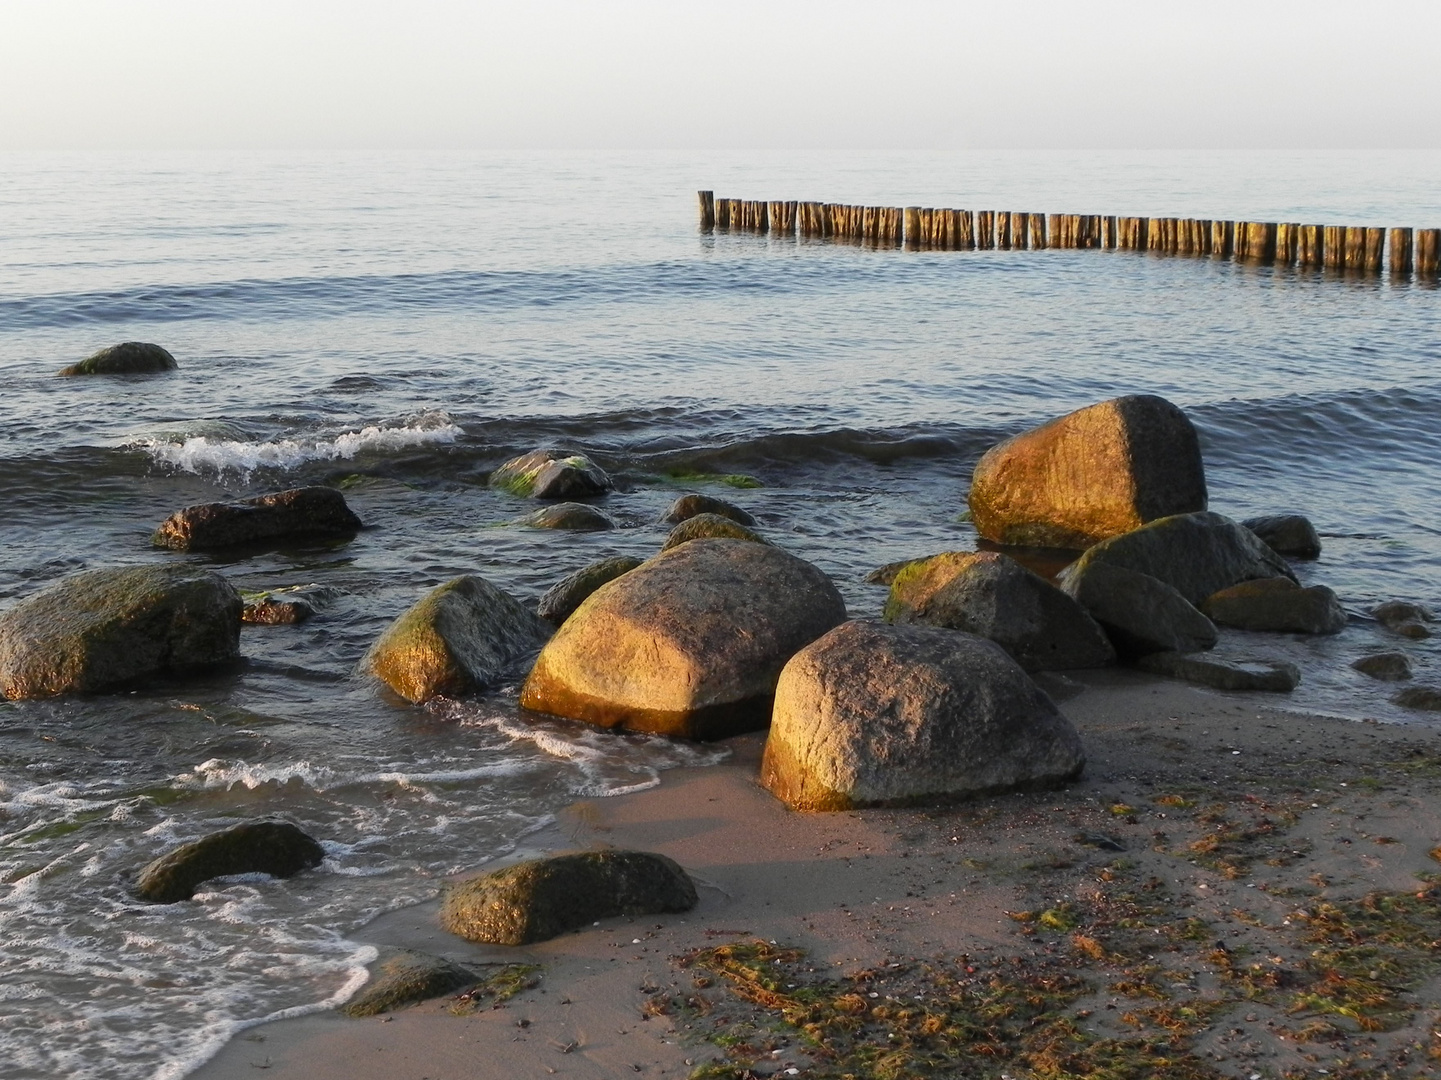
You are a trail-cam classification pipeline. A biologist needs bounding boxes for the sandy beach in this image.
[194,671,1441,1080]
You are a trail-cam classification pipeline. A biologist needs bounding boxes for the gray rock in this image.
[1060,560,1217,658]
[1395,686,1441,712]
[153,487,362,551]
[363,575,550,703]
[1351,652,1412,681]
[60,341,177,376]
[864,558,926,586]
[761,620,1086,811]
[440,850,696,946]
[1057,511,1296,607]
[490,450,612,500]
[1243,514,1321,560]
[341,949,477,1017]
[661,493,755,527]
[135,821,324,903]
[520,502,615,531]
[1135,652,1300,692]
[536,556,644,627]
[661,513,767,551]
[1201,577,1347,635]
[0,565,242,700]
[882,551,1114,672]
[1373,601,1434,639]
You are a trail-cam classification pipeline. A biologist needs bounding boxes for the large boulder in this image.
[364,576,550,703]
[968,395,1207,548]
[60,341,177,376]
[882,551,1113,671]
[1057,511,1296,607]
[135,821,324,903]
[439,850,697,946]
[521,502,614,531]
[520,539,847,739]
[661,513,766,551]
[535,556,643,627]
[153,487,362,551]
[1200,578,1347,635]
[489,450,612,499]
[1060,560,1217,657]
[662,493,756,526]
[1243,514,1321,560]
[761,621,1085,811]
[0,565,242,700]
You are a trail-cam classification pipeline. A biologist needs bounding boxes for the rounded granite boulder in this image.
[661,493,756,527]
[153,487,362,552]
[489,450,612,500]
[59,341,178,376]
[661,513,766,551]
[135,821,325,903]
[535,556,644,627]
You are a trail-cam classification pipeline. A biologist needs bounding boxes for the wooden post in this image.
[1028,213,1047,249]
[1012,212,1029,250]
[1363,227,1385,272]
[976,211,995,249]
[698,190,715,231]
[1297,225,1323,267]
[1274,223,1298,265]
[1390,227,1414,276]
[1343,226,1366,270]
[1177,219,1195,255]
[756,201,769,233]
[1047,214,1063,248]
[995,211,1011,250]
[1101,215,1117,249]
[1211,220,1232,258]
[1323,226,1346,268]
[904,207,921,249]
[1418,229,1440,278]
[958,210,975,249]
[1237,222,1276,262]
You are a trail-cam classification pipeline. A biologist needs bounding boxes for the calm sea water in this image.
[1,150,1438,1079]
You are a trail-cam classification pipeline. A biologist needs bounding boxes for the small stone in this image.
[661,513,766,551]
[864,558,926,586]
[1201,577,1347,635]
[490,450,612,500]
[1351,652,1412,681]
[1374,601,1433,638]
[135,821,324,903]
[1135,652,1300,692]
[59,341,177,376]
[1242,514,1322,560]
[661,494,755,527]
[242,597,315,625]
[1060,560,1216,658]
[341,949,476,1018]
[1394,686,1441,712]
[521,502,615,531]
[536,557,644,626]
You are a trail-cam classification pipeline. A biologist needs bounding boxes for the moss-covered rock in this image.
[536,557,643,627]
[520,502,615,531]
[0,565,242,700]
[135,820,324,903]
[1201,577,1347,635]
[864,557,927,586]
[661,494,756,527]
[490,450,612,500]
[439,850,697,946]
[341,949,477,1017]
[363,575,549,703]
[59,341,177,376]
[153,487,362,552]
[1243,513,1321,560]
[661,513,766,551]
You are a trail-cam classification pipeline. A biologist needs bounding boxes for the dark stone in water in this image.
[661,513,766,551]
[341,949,476,1017]
[521,502,615,531]
[490,450,612,500]
[153,487,362,552]
[1135,651,1299,692]
[1394,686,1441,712]
[1373,601,1433,639]
[242,597,315,625]
[135,821,325,903]
[59,341,177,376]
[1351,652,1412,681]
[661,493,755,527]
[1243,514,1322,560]
[536,556,644,626]
[1201,577,1347,635]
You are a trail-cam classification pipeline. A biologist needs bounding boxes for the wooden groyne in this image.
[698,191,1441,281]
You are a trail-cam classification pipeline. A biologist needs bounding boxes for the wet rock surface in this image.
[489,449,612,500]
[1135,651,1301,692]
[661,513,766,551]
[661,493,756,526]
[59,341,177,375]
[535,556,644,627]
[520,502,615,531]
[1201,577,1347,635]
[340,949,477,1017]
[135,821,325,903]
[1351,652,1413,681]
[1060,560,1217,658]
[1243,513,1322,560]
[153,487,362,552]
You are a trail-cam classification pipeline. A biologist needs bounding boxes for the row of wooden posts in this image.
[697,191,1441,278]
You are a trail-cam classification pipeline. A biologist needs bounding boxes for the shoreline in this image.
[194,670,1441,1080]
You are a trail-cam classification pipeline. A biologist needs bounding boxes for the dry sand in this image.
[195,670,1441,1080]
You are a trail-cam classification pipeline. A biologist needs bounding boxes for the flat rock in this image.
[520,502,615,531]
[341,949,476,1017]
[761,620,1086,811]
[882,551,1114,671]
[1243,514,1321,560]
[1351,652,1412,681]
[0,565,242,700]
[439,850,697,946]
[153,487,362,551]
[1135,651,1300,692]
[520,539,847,739]
[968,394,1207,548]
[1060,560,1217,658]
[364,575,550,703]
[661,513,766,551]
[536,556,644,627]
[662,493,755,526]
[1201,577,1347,635]
[135,821,324,903]
[60,341,177,375]
[490,450,612,500]
[1394,686,1441,712]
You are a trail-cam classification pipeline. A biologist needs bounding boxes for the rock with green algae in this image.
[135,821,324,903]
[0,565,242,700]
[340,949,477,1017]
[59,341,177,375]
[535,556,643,627]
[864,557,927,586]
[363,575,549,703]
[661,493,756,526]
[489,449,612,500]
[153,487,362,551]
[520,502,615,531]
[439,850,696,946]
[661,513,766,551]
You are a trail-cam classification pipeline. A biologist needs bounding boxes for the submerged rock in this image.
[153,487,362,552]
[490,450,612,500]
[968,394,1207,549]
[1060,560,1217,658]
[59,341,177,376]
[1351,652,1412,681]
[1373,601,1434,640]
[661,493,756,527]
[521,539,847,739]
[520,502,615,531]
[883,551,1114,671]
[761,621,1086,811]
[364,575,550,703]
[440,850,696,946]
[341,949,477,1017]
[1135,651,1300,692]
[535,556,643,627]
[0,565,242,700]
[661,513,766,551]
[1201,577,1347,635]
[1394,686,1441,712]
[135,821,324,903]
[242,596,315,625]
[1243,514,1322,560]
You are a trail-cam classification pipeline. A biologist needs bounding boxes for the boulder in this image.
[1200,577,1347,635]
[1135,651,1300,692]
[1351,652,1412,681]
[968,395,1207,548]
[520,539,847,739]
[59,341,177,376]
[760,620,1085,811]
[520,502,615,531]
[364,576,550,703]
[0,565,242,700]
[439,850,696,946]
[490,450,612,500]
[882,551,1113,671]
[1243,514,1321,560]
[1373,601,1433,640]
[864,557,926,587]
[153,487,362,551]
[1057,511,1295,607]
[1395,686,1441,712]
[661,513,766,551]
[135,821,324,903]
[341,949,476,1017]
[535,557,643,627]
[1059,560,1217,658]
[661,493,756,527]
[242,597,315,625]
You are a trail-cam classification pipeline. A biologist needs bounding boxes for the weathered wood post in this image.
[958,210,975,249]
[1363,228,1385,272]
[1418,229,1441,278]
[1012,212,1030,250]
[975,211,994,249]
[698,191,715,231]
[1210,220,1233,258]
[1323,226,1346,268]
[1274,223,1298,265]
[995,211,1012,250]
[1390,228,1414,276]
[1027,213,1047,249]
[904,207,921,249]
[1343,226,1367,270]
[1101,216,1117,249]
[1297,225,1322,267]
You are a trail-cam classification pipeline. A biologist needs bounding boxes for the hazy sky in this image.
[2,1,1438,150]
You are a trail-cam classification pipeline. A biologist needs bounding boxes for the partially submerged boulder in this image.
[1060,561,1217,658]
[1395,686,1441,712]
[661,513,766,551]
[1351,652,1412,681]
[1057,511,1295,607]
[520,539,847,739]
[1243,514,1321,560]
[341,949,477,1017]
[1201,578,1347,635]
[761,621,1085,811]
[1135,651,1300,692]
[535,556,643,627]
[153,487,362,552]
[968,395,1207,549]
[60,341,177,376]
[490,450,612,500]
[521,502,615,531]
[662,493,756,527]
[1373,601,1433,640]
[135,821,324,903]
[882,551,1113,671]
[242,596,315,625]
[364,576,549,703]
[440,850,696,946]
[0,565,242,700]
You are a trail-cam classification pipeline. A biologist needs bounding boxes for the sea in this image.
[0,149,1438,1079]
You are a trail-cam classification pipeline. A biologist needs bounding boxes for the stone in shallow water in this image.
[1201,577,1347,635]
[1351,652,1412,681]
[135,821,324,903]
[1135,651,1300,692]
[1060,560,1216,658]
[490,449,612,499]
[520,502,615,531]
[1394,686,1441,712]
[341,949,477,1017]
[59,341,177,375]
[661,493,756,526]
[661,513,766,551]
[1243,513,1322,560]
[1373,601,1433,640]
[242,597,315,625]
[153,487,362,552]
[535,556,643,627]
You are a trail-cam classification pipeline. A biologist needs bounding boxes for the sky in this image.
[1,1,1438,151]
